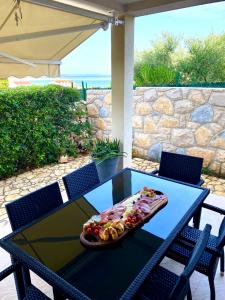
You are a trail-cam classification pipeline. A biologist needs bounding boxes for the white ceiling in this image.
[67,0,223,17]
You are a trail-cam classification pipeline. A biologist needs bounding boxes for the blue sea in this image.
[16,74,111,88]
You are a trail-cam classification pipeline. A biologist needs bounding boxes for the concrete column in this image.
[111,15,134,168]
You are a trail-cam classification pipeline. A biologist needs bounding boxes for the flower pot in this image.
[94,157,122,182]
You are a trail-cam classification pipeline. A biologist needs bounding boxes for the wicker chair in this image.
[151,151,204,228]
[63,162,100,201]
[0,262,51,300]
[151,151,204,186]
[135,224,211,300]
[5,182,63,299]
[6,182,63,231]
[168,205,225,300]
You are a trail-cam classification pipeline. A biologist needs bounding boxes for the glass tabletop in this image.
[8,169,204,300]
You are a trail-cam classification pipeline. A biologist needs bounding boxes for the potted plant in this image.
[91,138,125,181]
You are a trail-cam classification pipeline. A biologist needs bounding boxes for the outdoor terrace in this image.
[0,155,225,299]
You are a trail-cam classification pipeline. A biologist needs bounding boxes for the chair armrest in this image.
[197,178,205,186]
[151,169,159,175]
[0,262,20,281]
[202,203,225,215]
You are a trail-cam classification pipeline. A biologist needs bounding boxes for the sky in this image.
[61,2,225,75]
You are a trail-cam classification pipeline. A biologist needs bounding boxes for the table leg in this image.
[193,207,202,229]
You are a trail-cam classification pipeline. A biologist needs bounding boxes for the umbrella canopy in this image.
[0,0,109,78]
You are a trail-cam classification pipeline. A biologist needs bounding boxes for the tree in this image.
[178,34,225,83]
[134,33,179,86]
[134,32,225,86]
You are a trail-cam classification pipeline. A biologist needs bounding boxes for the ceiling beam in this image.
[23,0,113,22]
[124,0,223,16]
[0,23,106,44]
[67,0,124,13]
[0,52,36,67]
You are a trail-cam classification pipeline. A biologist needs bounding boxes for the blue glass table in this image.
[0,169,210,300]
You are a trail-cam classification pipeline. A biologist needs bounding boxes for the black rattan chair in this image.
[0,262,51,300]
[135,224,211,300]
[168,204,225,300]
[151,151,204,228]
[6,182,63,231]
[151,151,204,186]
[63,162,100,201]
[5,182,63,299]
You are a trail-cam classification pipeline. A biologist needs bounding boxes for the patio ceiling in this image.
[64,0,222,16]
[0,0,111,78]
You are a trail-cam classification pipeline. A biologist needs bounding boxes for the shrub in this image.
[0,85,92,178]
[134,64,177,86]
[0,79,8,89]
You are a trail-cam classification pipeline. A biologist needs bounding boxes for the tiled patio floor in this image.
[0,155,225,299]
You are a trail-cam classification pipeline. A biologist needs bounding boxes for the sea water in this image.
[16,74,111,88]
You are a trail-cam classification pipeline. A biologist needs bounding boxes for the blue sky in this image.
[61,2,225,75]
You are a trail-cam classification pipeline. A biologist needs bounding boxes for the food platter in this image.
[80,187,168,248]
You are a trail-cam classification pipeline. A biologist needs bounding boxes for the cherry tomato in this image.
[87,228,92,234]
[94,229,99,235]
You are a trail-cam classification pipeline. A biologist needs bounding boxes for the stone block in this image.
[175,100,193,113]
[208,123,223,134]
[191,104,213,123]
[188,90,205,105]
[148,143,162,161]
[159,117,179,128]
[165,88,182,100]
[187,148,215,167]
[195,126,213,146]
[202,89,212,101]
[209,91,225,107]
[209,162,221,174]
[96,130,103,139]
[163,144,176,152]
[87,104,98,116]
[210,131,225,149]
[95,118,106,130]
[99,107,109,118]
[213,107,224,122]
[134,133,152,149]
[176,148,186,155]
[95,99,103,109]
[136,102,152,115]
[104,93,111,104]
[5,194,19,202]
[221,163,225,175]
[144,89,157,101]
[152,96,174,115]
[171,129,195,147]
[144,117,158,133]
[187,122,199,130]
[132,116,143,129]
[215,150,225,162]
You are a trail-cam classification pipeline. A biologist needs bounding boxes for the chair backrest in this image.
[62,162,100,201]
[158,151,203,185]
[169,224,211,299]
[218,216,225,250]
[6,182,63,230]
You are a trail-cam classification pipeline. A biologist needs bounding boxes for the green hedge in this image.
[0,85,92,179]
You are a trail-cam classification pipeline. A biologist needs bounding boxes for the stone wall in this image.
[86,88,225,175]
